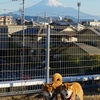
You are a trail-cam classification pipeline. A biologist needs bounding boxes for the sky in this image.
[0,0,100,17]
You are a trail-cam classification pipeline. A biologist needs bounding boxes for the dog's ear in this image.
[42,84,49,87]
[49,82,53,85]
[68,83,73,88]
[42,84,46,90]
[42,84,47,88]
[61,84,66,89]
[69,83,73,86]
[61,84,64,86]
[51,83,56,89]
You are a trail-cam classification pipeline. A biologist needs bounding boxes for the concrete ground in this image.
[0,88,100,100]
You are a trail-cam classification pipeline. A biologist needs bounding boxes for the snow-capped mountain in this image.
[13,0,100,20]
[38,0,65,7]
[23,0,66,16]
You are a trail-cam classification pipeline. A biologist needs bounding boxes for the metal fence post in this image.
[45,25,50,84]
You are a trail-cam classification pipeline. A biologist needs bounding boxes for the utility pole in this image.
[44,11,46,26]
[77,2,81,23]
[12,0,25,78]
[46,25,50,84]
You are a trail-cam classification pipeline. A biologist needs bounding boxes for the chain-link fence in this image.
[0,24,100,98]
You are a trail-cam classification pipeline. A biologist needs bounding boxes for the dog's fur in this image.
[60,82,84,100]
[42,73,62,100]
[52,73,62,83]
[51,73,62,91]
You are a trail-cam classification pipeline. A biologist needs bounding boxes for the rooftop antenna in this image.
[77,2,81,23]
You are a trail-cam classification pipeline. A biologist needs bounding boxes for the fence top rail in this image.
[0,74,100,88]
[63,74,100,82]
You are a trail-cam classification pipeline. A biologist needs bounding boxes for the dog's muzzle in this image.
[61,90,73,100]
[44,91,57,100]
[66,92,73,100]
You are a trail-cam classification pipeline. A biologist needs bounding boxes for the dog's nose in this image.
[49,94,51,97]
[66,93,68,96]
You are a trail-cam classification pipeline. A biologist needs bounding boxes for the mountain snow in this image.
[41,0,65,7]
[23,0,66,16]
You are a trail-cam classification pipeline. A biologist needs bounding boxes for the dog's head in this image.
[60,83,73,100]
[42,83,55,98]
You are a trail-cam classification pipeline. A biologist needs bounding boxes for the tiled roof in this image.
[12,27,39,36]
[51,42,100,55]
[79,27,100,36]
[75,43,100,55]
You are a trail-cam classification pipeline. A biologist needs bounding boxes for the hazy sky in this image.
[0,0,100,16]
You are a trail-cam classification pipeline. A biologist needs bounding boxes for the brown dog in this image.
[42,73,62,100]
[42,83,56,100]
[60,82,84,100]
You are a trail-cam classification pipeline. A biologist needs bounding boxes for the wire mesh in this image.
[0,24,100,97]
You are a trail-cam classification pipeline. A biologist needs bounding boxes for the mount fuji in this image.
[13,0,100,20]
[24,0,66,16]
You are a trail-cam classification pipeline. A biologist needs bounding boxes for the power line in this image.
[0,1,12,4]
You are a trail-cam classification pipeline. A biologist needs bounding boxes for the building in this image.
[89,20,100,26]
[51,42,100,75]
[77,27,100,48]
[57,15,62,21]
[0,25,27,37]
[82,20,100,26]
[0,16,13,25]
[59,25,78,42]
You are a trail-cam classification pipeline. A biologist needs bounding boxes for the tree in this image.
[50,54,80,75]
[64,17,73,22]
[80,55,100,74]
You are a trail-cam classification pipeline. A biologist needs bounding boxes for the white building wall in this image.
[89,21,100,26]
